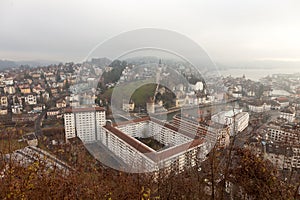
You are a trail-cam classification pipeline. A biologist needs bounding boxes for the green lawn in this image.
[104,79,157,107]
[131,83,156,106]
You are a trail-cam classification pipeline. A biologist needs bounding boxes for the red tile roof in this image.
[277,97,289,103]
[103,118,205,163]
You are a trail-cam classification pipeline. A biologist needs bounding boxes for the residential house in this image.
[47,108,60,118]
[0,96,8,107]
[32,85,45,94]
[24,93,37,105]
[122,100,135,112]
[276,97,290,108]
[248,100,271,113]
[19,84,31,94]
[4,85,16,94]
[33,104,45,113]
[56,99,67,108]
[0,108,8,115]
[280,107,296,123]
[11,104,23,114]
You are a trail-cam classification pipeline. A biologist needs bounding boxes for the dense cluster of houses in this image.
[0,63,80,122]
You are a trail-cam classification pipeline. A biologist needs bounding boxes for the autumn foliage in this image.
[0,146,299,199]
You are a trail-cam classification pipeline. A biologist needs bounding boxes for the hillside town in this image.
[1,58,300,198]
[2,1,300,199]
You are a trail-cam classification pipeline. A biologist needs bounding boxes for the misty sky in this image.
[1,0,300,64]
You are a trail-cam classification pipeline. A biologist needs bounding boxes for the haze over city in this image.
[1,1,300,199]
[1,0,300,67]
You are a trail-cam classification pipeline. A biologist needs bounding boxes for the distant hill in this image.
[0,60,18,69]
[0,59,60,70]
[88,57,112,67]
[16,60,60,67]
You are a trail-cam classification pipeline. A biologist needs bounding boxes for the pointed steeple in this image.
[159,58,162,65]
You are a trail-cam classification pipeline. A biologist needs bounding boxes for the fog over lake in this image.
[218,66,300,81]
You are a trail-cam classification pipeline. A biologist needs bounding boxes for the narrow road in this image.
[35,93,68,137]
[35,110,47,136]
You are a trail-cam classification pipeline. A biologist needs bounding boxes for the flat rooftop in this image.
[6,146,72,174]
[64,106,105,113]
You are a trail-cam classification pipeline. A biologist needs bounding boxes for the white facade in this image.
[248,103,271,113]
[97,118,206,173]
[232,92,242,98]
[234,112,250,133]
[64,107,106,142]
[172,115,230,148]
[267,125,300,144]
[193,81,204,91]
[56,100,66,108]
[25,94,37,105]
[280,111,295,123]
[117,120,191,146]
[64,112,76,140]
[12,104,23,114]
[4,86,15,94]
[211,109,249,135]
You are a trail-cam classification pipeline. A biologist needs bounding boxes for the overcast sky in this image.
[1,0,300,65]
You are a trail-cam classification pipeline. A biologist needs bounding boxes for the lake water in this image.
[218,67,300,81]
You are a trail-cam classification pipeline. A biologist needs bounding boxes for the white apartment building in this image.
[280,108,295,123]
[267,123,300,144]
[64,107,106,142]
[96,117,207,173]
[172,115,230,148]
[211,109,249,135]
[234,112,250,133]
[248,102,271,113]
